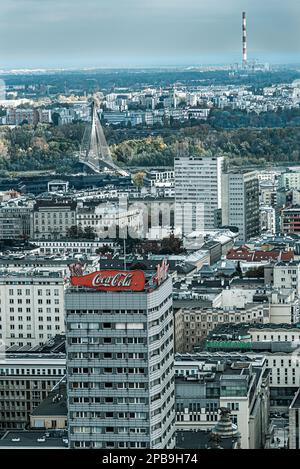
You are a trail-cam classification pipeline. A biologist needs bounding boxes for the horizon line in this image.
[1,62,300,74]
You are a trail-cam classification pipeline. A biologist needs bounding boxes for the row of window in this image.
[0,368,65,376]
[70,367,146,381]
[71,381,147,391]
[71,397,147,410]
[68,309,145,315]
[7,289,60,296]
[73,441,148,449]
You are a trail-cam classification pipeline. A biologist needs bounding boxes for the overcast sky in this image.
[0,0,299,68]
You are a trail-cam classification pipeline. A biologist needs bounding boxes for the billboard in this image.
[70,270,145,292]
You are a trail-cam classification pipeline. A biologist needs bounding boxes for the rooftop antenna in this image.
[123,238,126,270]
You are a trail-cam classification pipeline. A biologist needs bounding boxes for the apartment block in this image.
[66,273,175,449]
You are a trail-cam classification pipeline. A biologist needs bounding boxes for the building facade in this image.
[175,156,224,235]
[76,204,142,238]
[272,261,300,295]
[174,354,270,449]
[33,199,77,240]
[279,171,300,191]
[0,346,66,430]
[0,269,65,347]
[0,206,32,241]
[281,206,300,234]
[174,304,270,353]
[222,171,260,242]
[65,273,175,449]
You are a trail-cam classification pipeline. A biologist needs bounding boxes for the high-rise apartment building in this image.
[174,155,224,235]
[65,267,175,449]
[222,171,260,242]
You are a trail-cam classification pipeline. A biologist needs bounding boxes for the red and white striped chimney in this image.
[242,11,247,65]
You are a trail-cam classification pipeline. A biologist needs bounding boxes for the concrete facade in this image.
[65,277,175,449]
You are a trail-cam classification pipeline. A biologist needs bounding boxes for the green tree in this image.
[83,226,96,239]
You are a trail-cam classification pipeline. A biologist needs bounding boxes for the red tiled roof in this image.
[227,248,294,262]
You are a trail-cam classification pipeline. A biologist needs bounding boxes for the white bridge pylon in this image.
[79,99,129,177]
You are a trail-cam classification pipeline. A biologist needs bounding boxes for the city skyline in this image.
[1,0,300,454]
[0,0,299,69]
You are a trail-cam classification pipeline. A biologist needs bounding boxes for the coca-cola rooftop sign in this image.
[70,270,145,292]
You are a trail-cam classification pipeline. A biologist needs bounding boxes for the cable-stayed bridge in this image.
[79,99,129,177]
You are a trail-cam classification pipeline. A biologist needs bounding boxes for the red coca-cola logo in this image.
[70,270,145,291]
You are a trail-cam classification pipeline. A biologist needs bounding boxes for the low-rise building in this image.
[30,379,67,430]
[0,337,66,430]
[205,324,300,411]
[0,206,33,241]
[227,245,294,263]
[34,239,115,256]
[175,288,299,353]
[76,203,143,238]
[272,261,300,294]
[33,198,77,240]
[174,353,269,449]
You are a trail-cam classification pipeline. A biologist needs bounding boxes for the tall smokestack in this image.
[242,11,247,66]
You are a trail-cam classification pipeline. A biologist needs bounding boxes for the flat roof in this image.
[0,431,68,448]
[31,382,67,417]
[176,430,237,449]
[5,335,66,355]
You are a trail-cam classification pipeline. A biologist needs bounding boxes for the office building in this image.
[222,171,260,242]
[65,267,175,449]
[0,206,32,241]
[175,155,224,235]
[205,324,300,411]
[0,337,66,430]
[0,269,66,347]
[174,353,269,449]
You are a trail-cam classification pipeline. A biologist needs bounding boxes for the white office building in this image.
[0,269,65,347]
[175,155,224,235]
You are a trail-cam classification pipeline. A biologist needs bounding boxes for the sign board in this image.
[70,270,145,292]
[153,259,169,286]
